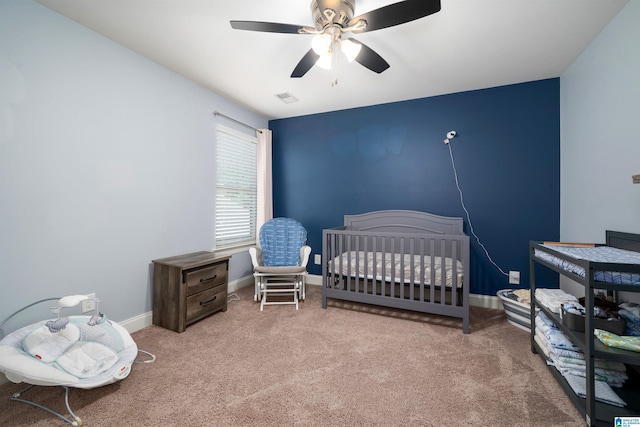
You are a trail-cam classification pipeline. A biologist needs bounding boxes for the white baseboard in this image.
[470,293,503,309]
[307,274,323,286]
[119,311,153,334]
[119,275,255,334]
[227,274,255,294]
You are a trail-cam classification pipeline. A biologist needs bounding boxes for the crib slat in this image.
[381,237,386,297]
[399,237,405,300]
[390,237,396,299]
[429,239,436,303]
[348,235,352,290]
[339,234,344,290]
[362,236,368,295]
[330,233,336,289]
[419,238,425,303]
[451,240,458,305]
[440,239,446,305]
[372,236,378,296]
[349,235,360,292]
[409,238,415,301]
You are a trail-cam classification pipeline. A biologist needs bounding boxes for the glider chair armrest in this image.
[300,245,312,268]
[249,246,263,269]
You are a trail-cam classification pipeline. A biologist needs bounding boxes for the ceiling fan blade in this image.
[230,21,311,34]
[348,39,390,74]
[348,0,441,33]
[291,49,321,78]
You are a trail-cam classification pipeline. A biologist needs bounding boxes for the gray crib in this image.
[322,210,470,333]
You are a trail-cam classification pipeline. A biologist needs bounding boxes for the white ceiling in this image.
[35,0,628,120]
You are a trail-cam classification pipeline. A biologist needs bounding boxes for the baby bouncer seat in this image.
[0,295,150,426]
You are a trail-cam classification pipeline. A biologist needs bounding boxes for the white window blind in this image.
[215,125,257,248]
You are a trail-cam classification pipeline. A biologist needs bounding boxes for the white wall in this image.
[0,0,263,326]
[560,1,640,300]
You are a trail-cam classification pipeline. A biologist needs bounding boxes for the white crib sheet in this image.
[328,251,464,288]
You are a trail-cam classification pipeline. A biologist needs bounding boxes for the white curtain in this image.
[256,128,273,243]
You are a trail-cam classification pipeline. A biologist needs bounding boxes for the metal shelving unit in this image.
[529,232,640,426]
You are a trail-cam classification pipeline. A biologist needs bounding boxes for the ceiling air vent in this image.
[275,92,299,104]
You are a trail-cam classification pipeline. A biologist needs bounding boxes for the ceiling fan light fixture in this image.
[311,33,332,55]
[340,39,361,62]
[316,51,333,70]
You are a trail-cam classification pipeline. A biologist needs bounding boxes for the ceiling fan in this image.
[230,0,441,80]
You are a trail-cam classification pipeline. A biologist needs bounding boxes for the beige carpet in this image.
[0,285,583,426]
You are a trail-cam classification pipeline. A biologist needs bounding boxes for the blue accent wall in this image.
[269,79,560,296]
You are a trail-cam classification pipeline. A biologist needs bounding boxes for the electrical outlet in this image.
[82,293,96,313]
[314,254,321,265]
[509,271,520,285]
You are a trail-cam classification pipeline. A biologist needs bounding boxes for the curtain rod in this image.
[213,110,263,134]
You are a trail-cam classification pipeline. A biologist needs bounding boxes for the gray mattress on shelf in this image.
[534,245,640,285]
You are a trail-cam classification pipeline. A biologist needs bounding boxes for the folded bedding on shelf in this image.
[328,251,464,288]
[535,313,628,388]
[534,329,623,385]
[534,245,640,285]
[551,357,628,387]
[552,355,626,372]
[535,313,581,351]
[535,289,579,314]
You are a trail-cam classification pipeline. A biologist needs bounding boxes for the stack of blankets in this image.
[535,288,579,314]
[534,311,628,407]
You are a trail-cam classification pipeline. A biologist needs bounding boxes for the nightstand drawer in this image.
[186,285,227,324]
[185,262,227,296]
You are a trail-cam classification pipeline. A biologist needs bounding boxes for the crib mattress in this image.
[534,245,640,285]
[328,251,464,288]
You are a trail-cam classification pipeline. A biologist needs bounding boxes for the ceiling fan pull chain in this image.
[331,39,339,86]
[331,27,340,86]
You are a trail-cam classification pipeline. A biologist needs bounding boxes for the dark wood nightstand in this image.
[152,251,231,332]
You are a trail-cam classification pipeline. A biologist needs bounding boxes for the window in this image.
[215,125,257,249]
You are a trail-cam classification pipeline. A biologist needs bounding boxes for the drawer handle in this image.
[200,274,217,283]
[200,296,217,305]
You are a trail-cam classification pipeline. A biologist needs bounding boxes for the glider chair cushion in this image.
[249,218,311,310]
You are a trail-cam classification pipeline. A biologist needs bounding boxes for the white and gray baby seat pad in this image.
[0,314,138,389]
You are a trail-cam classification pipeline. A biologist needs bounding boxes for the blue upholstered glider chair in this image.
[249,218,311,310]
